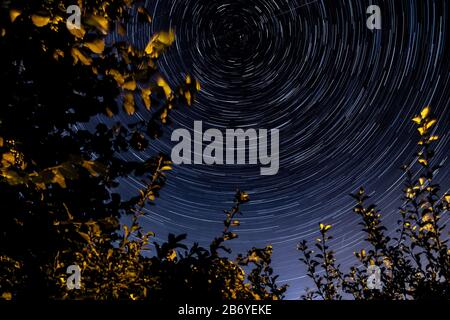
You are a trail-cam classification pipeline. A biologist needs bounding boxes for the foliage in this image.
[298,106,450,300]
[0,0,284,301]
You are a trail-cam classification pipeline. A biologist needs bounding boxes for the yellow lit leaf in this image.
[141,88,152,110]
[107,69,125,86]
[444,195,450,203]
[78,232,91,243]
[419,177,426,186]
[196,80,201,91]
[51,169,66,188]
[71,47,92,66]
[144,30,175,57]
[412,116,422,124]
[420,106,430,119]
[167,249,176,262]
[429,135,439,142]
[68,24,86,39]
[1,292,12,300]
[86,15,109,34]
[122,80,137,91]
[123,92,135,115]
[425,119,436,129]
[10,9,22,23]
[418,127,426,136]
[418,158,428,166]
[160,166,172,171]
[84,39,105,54]
[157,77,172,99]
[185,91,192,106]
[32,15,51,27]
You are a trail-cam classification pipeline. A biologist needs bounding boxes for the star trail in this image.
[101,0,449,298]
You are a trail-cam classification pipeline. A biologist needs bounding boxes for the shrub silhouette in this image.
[298,106,450,300]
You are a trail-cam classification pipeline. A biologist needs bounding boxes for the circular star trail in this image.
[113,0,450,298]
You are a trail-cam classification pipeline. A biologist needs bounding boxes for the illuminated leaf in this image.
[68,24,86,39]
[1,292,12,300]
[122,80,137,91]
[84,39,105,54]
[79,232,91,242]
[157,77,172,98]
[86,15,109,34]
[107,69,125,85]
[420,106,430,119]
[412,116,422,124]
[144,30,175,57]
[160,166,172,171]
[71,47,92,66]
[185,91,192,106]
[9,9,22,23]
[32,15,51,27]
[123,92,135,115]
[167,249,176,261]
[141,88,152,110]
[425,119,436,129]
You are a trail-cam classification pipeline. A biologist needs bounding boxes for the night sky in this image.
[85,0,450,298]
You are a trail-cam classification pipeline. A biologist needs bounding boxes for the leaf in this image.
[9,9,22,23]
[107,69,125,85]
[420,106,430,119]
[51,169,66,188]
[425,119,436,129]
[81,160,106,177]
[185,91,192,106]
[429,135,439,142]
[166,249,177,262]
[86,15,109,34]
[412,116,422,124]
[160,166,172,171]
[122,80,137,91]
[84,39,105,54]
[71,47,92,66]
[68,24,86,39]
[1,292,12,300]
[32,15,50,27]
[141,88,152,110]
[144,30,175,58]
[156,77,172,99]
[78,232,91,243]
[123,92,135,115]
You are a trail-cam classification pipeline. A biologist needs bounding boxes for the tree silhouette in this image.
[0,0,286,300]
